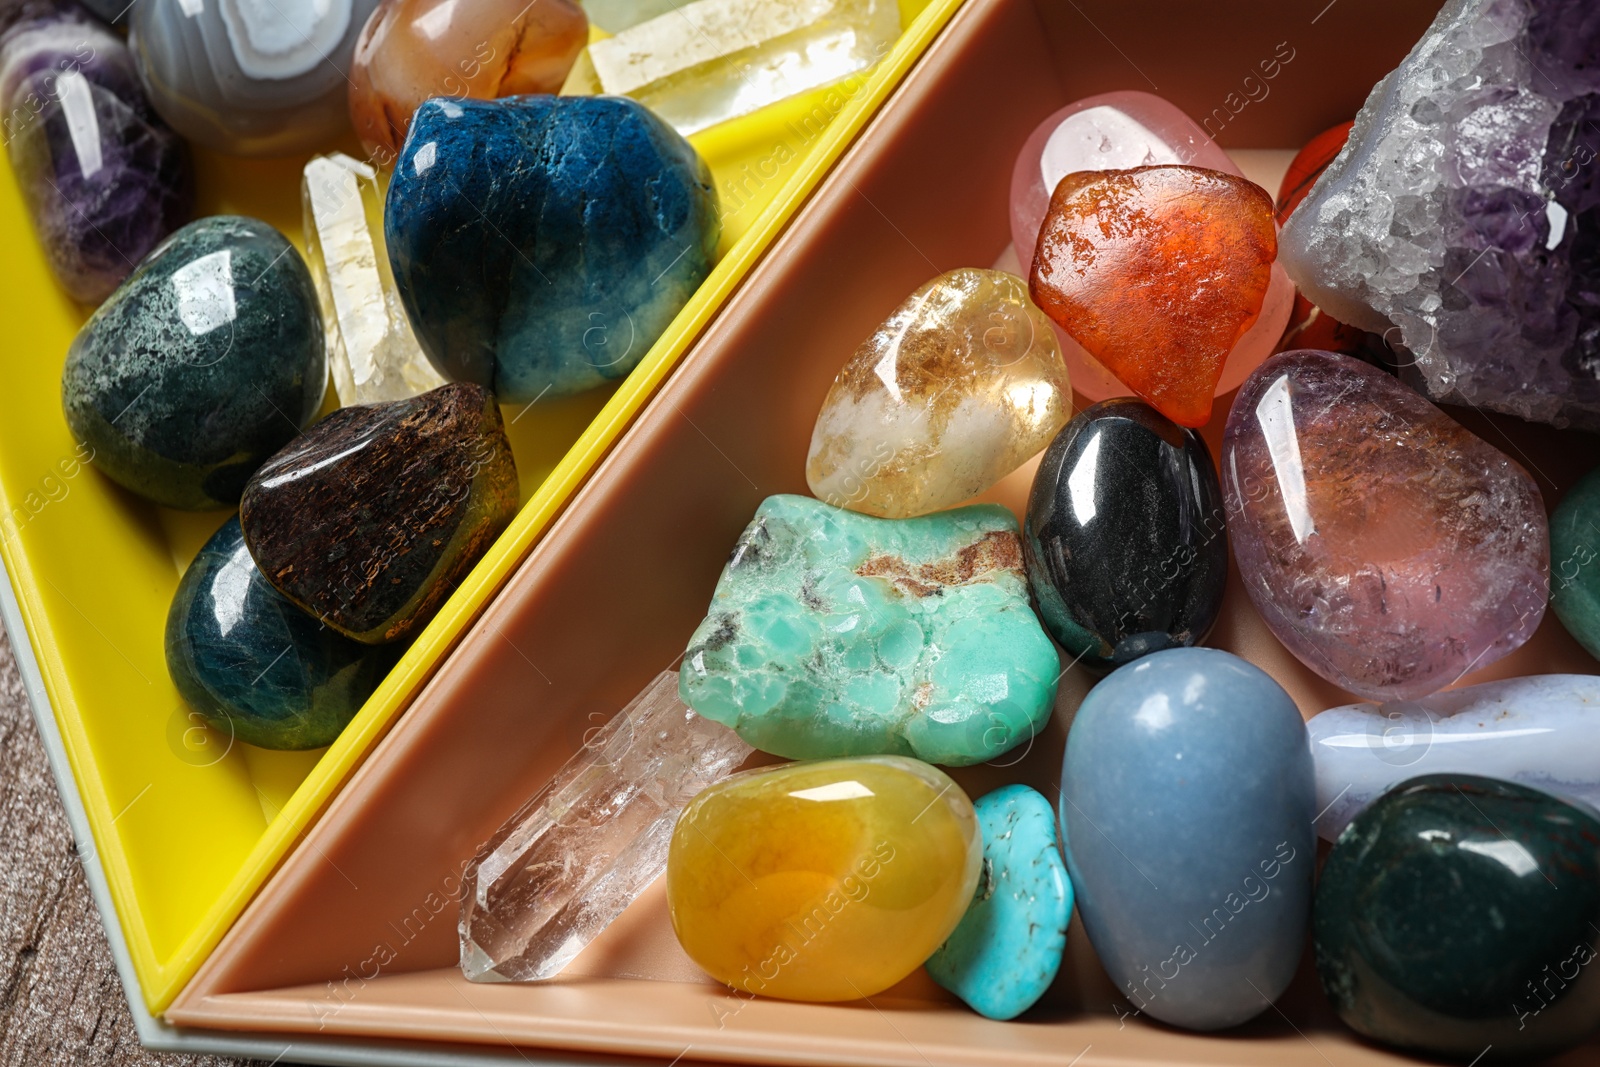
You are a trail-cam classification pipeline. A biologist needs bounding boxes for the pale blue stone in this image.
[1060,647,1315,1031]
[925,784,1071,1020]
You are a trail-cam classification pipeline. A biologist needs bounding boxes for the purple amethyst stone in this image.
[1,0,191,303]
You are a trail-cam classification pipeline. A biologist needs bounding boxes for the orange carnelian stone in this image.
[1029,165,1276,428]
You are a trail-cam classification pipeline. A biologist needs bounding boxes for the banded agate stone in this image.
[1223,350,1548,701]
[805,268,1070,519]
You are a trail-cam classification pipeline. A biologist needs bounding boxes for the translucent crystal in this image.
[586,0,901,136]
[459,671,753,982]
[301,153,445,406]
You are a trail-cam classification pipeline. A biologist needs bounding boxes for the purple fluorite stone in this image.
[1280,0,1600,429]
[1,0,191,303]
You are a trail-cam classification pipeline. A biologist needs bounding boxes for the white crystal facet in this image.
[301,153,446,406]
[458,671,753,982]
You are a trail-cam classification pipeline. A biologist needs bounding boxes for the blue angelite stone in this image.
[1060,647,1315,1031]
[386,95,720,403]
[925,784,1072,1020]
[165,516,401,750]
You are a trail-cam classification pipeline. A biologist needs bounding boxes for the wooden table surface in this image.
[0,628,260,1067]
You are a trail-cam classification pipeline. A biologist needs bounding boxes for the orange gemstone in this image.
[1029,166,1277,428]
[1275,120,1354,224]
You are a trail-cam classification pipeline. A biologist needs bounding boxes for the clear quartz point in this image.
[301,153,446,406]
[458,671,753,982]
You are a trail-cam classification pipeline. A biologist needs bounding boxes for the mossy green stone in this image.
[61,215,325,509]
[679,495,1060,767]
[1552,464,1600,661]
[1314,774,1600,1060]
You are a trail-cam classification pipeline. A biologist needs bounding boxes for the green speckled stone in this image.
[1552,464,1600,661]
[1314,774,1600,1061]
[679,495,1060,767]
[61,216,325,509]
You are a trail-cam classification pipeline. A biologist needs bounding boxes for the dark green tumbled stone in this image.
[239,382,519,644]
[165,516,401,750]
[1552,464,1600,661]
[61,215,326,509]
[1314,774,1600,1060]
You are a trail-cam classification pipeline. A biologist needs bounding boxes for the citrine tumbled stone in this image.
[667,756,980,1002]
[1029,165,1277,427]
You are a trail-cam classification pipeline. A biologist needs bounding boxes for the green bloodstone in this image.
[679,495,1060,766]
[1314,774,1600,1060]
[1552,464,1600,661]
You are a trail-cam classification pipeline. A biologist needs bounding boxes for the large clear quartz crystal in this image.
[301,153,445,406]
[459,671,753,982]
[586,0,900,136]
[1280,0,1600,429]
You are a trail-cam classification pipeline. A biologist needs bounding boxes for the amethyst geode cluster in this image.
[1281,0,1600,429]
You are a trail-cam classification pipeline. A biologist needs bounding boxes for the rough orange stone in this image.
[1029,165,1276,427]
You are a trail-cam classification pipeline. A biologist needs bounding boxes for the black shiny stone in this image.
[239,383,519,644]
[1314,775,1600,1060]
[1023,398,1226,670]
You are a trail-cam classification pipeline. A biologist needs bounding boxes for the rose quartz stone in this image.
[1222,350,1549,701]
[1009,91,1291,404]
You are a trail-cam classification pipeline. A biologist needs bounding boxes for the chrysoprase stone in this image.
[1024,399,1226,670]
[61,216,325,510]
[1551,464,1600,659]
[129,0,380,155]
[0,2,192,303]
[1308,675,1600,842]
[925,784,1071,1021]
[348,0,587,158]
[1029,165,1277,428]
[1315,774,1600,1060]
[387,95,718,404]
[301,153,444,406]
[165,516,400,750]
[1061,647,1315,1031]
[586,0,901,137]
[1223,350,1549,701]
[805,268,1070,519]
[239,383,518,644]
[667,755,980,1002]
[679,495,1059,767]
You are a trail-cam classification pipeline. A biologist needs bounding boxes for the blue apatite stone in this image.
[386,95,720,403]
[1061,647,1315,1030]
[165,516,401,749]
[925,784,1072,1020]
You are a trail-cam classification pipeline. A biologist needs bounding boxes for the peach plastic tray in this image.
[164,0,1600,1063]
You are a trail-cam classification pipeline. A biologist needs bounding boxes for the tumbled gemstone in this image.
[239,383,519,644]
[679,495,1060,767]
[805,268,1070,519]
[61,216,325,509]
[925,784,1071,1021]
[1062,647,1315,1030]
[386,95,720,403]
[348,0,587,159]
[1029,166,1277,427]
[1551,463,1600,660]
[667,755,980,1002]
[1315,775,1600,1060]
[1024,399,1227,670]
[1222,350,1549,701]
[165,516,400,750]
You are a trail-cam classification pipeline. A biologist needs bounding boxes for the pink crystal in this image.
[1222,350,1549,701]
[1008,91,1292,404]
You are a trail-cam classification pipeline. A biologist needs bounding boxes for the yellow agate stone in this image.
[667,756,981,1001]
[806,268,1071,519]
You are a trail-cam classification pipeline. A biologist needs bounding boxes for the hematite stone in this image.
[61,216,325,510]
[385,94,720,403]
[0,1,192,303]
[165,516,401,750]
[1315,775,1600,1060]
[240,383,519,644]
[1024,399,1226,671]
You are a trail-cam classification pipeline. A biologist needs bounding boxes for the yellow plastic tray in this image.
[0,0,960,1015]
